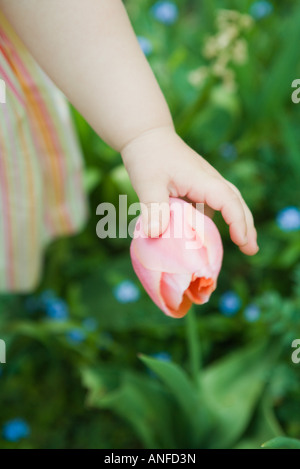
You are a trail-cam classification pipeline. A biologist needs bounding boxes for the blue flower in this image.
[276,207,300,232]
[151,1,178,25]
[243,304,261,322]
[45,298,69,321]
[151,352,171,362]
[66,329,86,344]
[2,419,30,442]
[137,36,153,56]
[113,280,140,304]
[219,143,237,161]
[219,291,242,316]
[250,1,273,20]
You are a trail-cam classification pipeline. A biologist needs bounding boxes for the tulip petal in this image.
[160,272,192,316]
[132,198,222,279]
[130,197,223,318]
[131,243,174,317]
[131,244,194,318]
[185,277,216,304]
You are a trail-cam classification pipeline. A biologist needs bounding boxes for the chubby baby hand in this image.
[121,125,258,256]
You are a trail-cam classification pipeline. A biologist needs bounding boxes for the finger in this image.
[192,165,258,254]
[188,176,248,247]
[184,153,258,255]
[225,182,259,255]
[135,181,170,237]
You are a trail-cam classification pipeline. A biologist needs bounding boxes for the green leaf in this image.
[96,383,158,448]
[262,437,300,450]
[139,355,198,421]
[258,4,300,118]
[139,354,209,446]
[202,341,279,448]
[234,394,283,449]
[81,366,176,449]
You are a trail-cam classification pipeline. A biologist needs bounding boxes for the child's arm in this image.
[0,0,258,255]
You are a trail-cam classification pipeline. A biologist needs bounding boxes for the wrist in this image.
[120,123,177,165]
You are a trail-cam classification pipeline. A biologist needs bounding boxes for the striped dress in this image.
[0,11,88,292]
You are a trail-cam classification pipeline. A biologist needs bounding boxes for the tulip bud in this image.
[130,198,223,318]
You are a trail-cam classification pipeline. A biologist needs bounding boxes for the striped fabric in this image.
[0,11,88,292]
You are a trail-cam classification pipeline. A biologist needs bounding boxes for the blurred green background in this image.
[1,0,300,449]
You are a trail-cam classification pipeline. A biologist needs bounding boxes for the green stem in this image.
[186,305,202,388]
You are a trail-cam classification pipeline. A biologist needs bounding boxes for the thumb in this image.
[137,184,170,238]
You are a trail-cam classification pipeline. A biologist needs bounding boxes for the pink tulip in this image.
[130,198,223,318]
